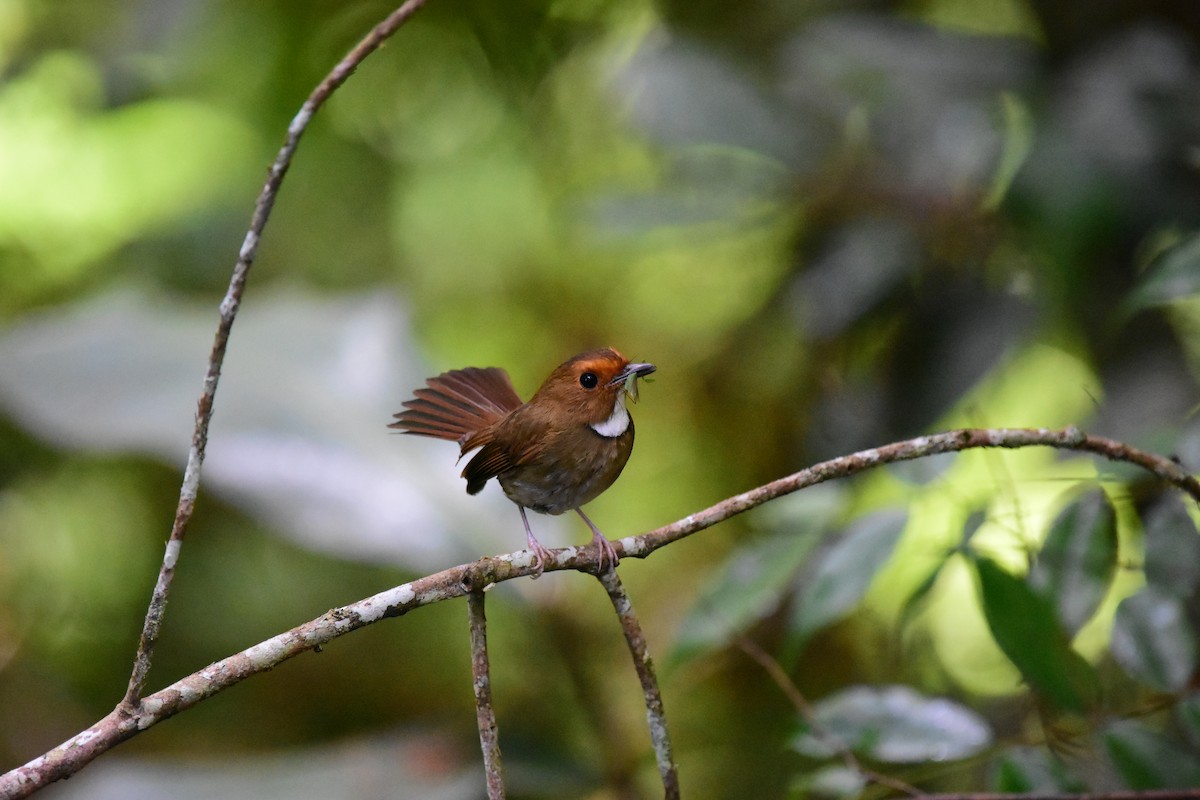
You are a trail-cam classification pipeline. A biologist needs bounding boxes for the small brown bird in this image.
[389,348,655,576]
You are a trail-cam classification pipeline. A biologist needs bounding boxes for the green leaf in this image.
[1028,490,1118,635]
[991,747,1084,793]
[791,685,991,763]
[982,91,1034,211]
[898,552,953,630]
[670,527,821,665]
[961,510,987,547]
[973,557,1099,712]
[1104,720,1200,789]
[785,509,907,659]
[897,510,979,631]
[1176,693,1200,750]
[1143,496,1200,595]
[1126,231,1200,311]
[1110,586,1199,692]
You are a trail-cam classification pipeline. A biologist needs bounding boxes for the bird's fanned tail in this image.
[389,366,523,449]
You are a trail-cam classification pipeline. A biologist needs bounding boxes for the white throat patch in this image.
[590,396,630,438]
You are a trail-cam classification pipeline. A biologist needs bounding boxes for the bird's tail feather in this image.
[389,366,522,452]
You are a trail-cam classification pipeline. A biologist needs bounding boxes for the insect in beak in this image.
[611,362,656,403]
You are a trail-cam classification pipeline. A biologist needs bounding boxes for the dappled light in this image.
[2,0,1200,797]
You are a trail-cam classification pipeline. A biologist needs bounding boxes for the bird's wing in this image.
[459,408,549,494]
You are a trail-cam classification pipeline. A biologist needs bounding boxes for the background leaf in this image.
[0,289,502,569]
[1028,489,1118,635]
[789,764,867,799]
[1143,495,1200,595]
[791,685,992,763]
[1126,232,1200,311]
[991,746,1085,793]
[670,526,822,664]
[973,557,1099,712]
[1176,693,1200,750]
[1110,586,1199,692]
[785,508,908,657]
[1104,721,1200,789]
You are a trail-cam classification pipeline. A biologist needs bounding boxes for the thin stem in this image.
[120,0,430,709]
[734,636,921,798]
[468,590,505,799]
[597,569,679,800]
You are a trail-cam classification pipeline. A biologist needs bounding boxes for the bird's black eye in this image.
[579,371,598,389]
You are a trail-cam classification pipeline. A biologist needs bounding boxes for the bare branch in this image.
[467,589,505,799]
[122,0,430,709]
[619,427,1200,560]
[3,557,512,798]
[3,426,1196,796]
[597,569,680,799]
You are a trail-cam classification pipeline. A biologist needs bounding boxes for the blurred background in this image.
[2,0,1200,797]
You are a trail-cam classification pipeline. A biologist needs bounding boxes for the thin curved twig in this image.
[597,569,680,799]
[467,589,505,799]
[734,636,922,798]
[3,426,1196,797]
[121,0,430,709]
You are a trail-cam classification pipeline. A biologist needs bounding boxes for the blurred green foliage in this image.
[2,0,1200,797]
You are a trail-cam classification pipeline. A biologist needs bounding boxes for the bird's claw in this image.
[521,506,554,579]
[592,532,620,575]
[528,539,553,579]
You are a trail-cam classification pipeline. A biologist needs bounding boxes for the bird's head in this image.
[529,348,655,434]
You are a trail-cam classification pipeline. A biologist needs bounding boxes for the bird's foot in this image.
[591,530,620,575]
[575,508,620,574]
[528,534,559,578]
[520,506,553,578]
[527,536,554,579]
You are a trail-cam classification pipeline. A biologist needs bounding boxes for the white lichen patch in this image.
[238,229,260,262]
[349,592,395,624]
[857,448,880,464]
[244,637,289,664]
[414,588,444,605]
[163,538,182,569]
[72,729,101,747]
[137,700,163,726]
[510,550,539,569]
[177,682,202,704]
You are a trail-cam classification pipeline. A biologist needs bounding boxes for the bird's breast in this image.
[498,423,635,514]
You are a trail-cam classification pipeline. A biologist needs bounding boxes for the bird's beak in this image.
[610,361,656,402]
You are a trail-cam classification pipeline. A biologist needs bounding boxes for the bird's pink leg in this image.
[575,508,619,573]
[519,506,553,578]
